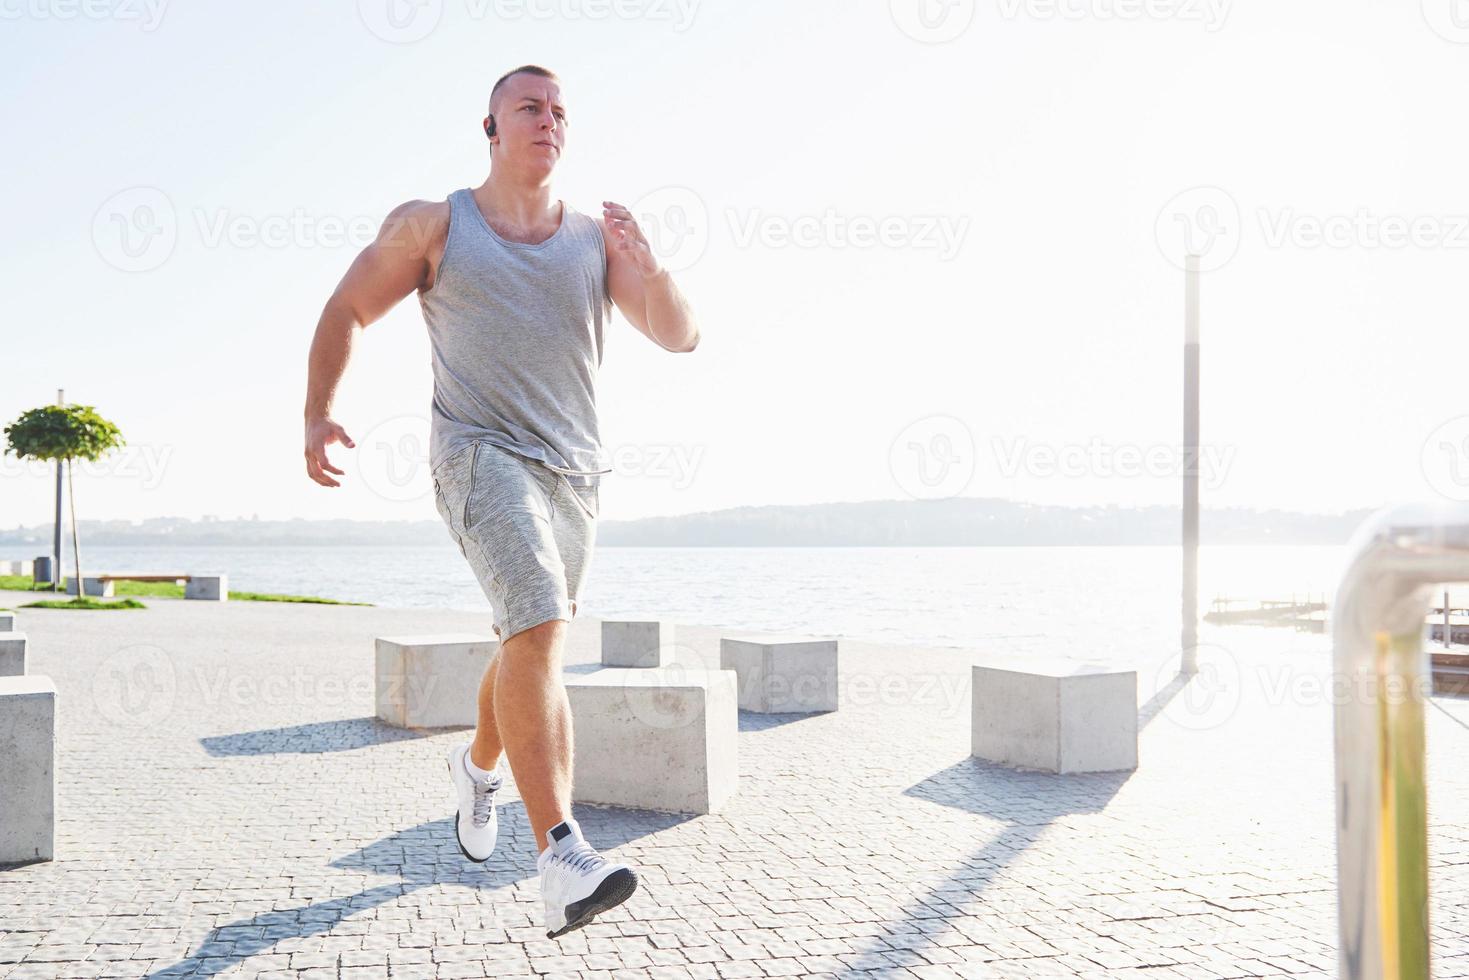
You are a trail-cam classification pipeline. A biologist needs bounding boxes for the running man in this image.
[301,64,700,938]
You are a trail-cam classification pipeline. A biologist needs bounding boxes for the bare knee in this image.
[500,618,566,660]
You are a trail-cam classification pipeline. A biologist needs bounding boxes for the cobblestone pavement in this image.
[1,589,1467,979]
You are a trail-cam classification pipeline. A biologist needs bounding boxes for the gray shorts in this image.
[430,441,600,642]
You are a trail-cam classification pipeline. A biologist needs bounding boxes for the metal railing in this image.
[1332,502,1469,978]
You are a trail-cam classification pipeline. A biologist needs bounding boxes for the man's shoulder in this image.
[379,197,451,252]
[387,197,451,225]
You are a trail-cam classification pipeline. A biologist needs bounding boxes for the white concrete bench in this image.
[64,577,114,598]
[971,659,1138,774]
[0,632,26,677]
[720,634,840,713]
[564,666,738,814]
[0,560,31,576]
[375,634,495,728]
[601,620,678,667]
[0,675,55,864]
[58,573,227,600]
[183,574,227,601]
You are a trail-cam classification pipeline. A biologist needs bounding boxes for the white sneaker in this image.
[537,817,639,938]
[445,742,502,862]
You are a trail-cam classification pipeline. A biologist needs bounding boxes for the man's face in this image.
[489,74,566,173]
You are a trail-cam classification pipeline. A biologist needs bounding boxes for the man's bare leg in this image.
[468,650,505,772]
[492,618,574,854]
[497,611,639,939]
[470,600,576,774]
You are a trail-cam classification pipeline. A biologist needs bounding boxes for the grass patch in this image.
[0,574,369,605]
[22,597,147,611]
[111,579,181,597]
[229,591,371,605]
[0,575,56,592]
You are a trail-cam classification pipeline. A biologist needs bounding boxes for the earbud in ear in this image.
[484,115,496,139]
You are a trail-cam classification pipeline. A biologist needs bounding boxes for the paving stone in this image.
[1,593,1466,978]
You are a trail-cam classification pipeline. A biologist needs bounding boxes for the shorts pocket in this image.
[464,442,483,529]
[432,444,478,543]
[430,442,476,485]
[465,444,554,530]
[433,477,469,556]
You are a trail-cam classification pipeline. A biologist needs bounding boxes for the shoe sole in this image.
[446,758,491,864]
[546,867,639,939]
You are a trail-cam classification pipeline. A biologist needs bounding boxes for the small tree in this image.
[4,405,125,600]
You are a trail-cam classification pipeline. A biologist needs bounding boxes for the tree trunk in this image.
[67,457,83,601]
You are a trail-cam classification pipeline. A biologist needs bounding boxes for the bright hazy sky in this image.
[4,0,1469,527]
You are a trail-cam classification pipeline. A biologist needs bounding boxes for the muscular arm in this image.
[303,200,446,487]
[600,201,700,353]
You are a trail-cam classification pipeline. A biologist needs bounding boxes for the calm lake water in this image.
[17,544,1346,663]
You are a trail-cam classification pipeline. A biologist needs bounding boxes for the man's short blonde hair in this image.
[489,64,559,116]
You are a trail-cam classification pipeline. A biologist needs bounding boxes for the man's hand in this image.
[304,416,356,488]
[602,200,663,279]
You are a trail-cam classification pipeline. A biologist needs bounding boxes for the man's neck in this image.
[474,171,559,228]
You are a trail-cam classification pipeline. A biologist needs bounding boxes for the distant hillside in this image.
[0,499,1373,548]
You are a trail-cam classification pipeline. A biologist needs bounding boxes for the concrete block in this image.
[971,659,1138,774]
[601,620,678,667]
[0,675,56,864]
[0,632,25,677]
[63,577,114,598]
[565,666,739,814]
[0,612,14,632]
[375,634,495,728]
[0,560,32,576]
[185,574,228,601]
[720,634,840,713]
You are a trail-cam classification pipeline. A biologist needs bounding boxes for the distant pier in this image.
[1205,593,1469,695]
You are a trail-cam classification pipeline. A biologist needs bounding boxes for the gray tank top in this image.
[420,187,612,487]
